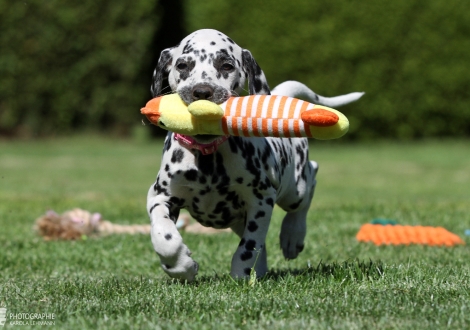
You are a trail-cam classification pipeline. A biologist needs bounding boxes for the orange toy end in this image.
[141,97,162,124]
[301,109,339,127]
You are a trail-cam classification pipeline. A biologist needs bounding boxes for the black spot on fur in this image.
[164,233,172,240]
[252,189,264,200]
[247,221,259,232]
[244,268,252,275]
[236,177,244,184]
[210,41,216,45]
[289,199,303,210]
[171,149,184,163]
[213,201,227,214]
[253,78,263,94]
[239,238,246,246]
[184,169,198,181]
[197,153,215,175]
[228,137,239,153]
[245,239,256,251]
[296,145,305,165]
[153,180,169,196]
[241,251,253,261]
[149,203,159,214]
[254,211,265,219]
[164,135,172,151]
[182,43,194,54]
[199,186,211,195]
[169,196,185,207]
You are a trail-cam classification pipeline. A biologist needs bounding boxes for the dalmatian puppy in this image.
[147,29,363,281]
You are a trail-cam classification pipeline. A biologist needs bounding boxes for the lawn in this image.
[0,136,469,329]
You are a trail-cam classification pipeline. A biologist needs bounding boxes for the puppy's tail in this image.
[271,81,364,107]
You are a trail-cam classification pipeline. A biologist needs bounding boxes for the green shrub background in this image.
[1,0,469,139]
[0,0,158,136]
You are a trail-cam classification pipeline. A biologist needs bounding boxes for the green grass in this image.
[0,136,469,329]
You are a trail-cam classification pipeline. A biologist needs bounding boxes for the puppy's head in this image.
[151,29,271,104]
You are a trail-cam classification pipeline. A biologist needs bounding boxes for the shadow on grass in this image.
[265,258,384,281]
[192,259,385,285]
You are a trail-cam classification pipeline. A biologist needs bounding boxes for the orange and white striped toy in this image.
[141,93,349,140]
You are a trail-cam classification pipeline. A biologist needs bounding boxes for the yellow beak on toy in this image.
[141,93,349,140]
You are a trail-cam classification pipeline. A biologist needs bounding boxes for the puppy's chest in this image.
[159,148,272,228]
[163,168,251,228]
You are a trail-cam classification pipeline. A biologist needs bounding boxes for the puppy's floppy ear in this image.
[151,48,174,97]
[242,50,270,95]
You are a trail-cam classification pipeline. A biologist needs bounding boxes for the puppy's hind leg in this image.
[230,205,275,279]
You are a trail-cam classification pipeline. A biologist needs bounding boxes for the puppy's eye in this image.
[221,63,234,71]
[176,63,188,70]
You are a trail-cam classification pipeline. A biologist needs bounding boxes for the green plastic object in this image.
[370,218,398,226]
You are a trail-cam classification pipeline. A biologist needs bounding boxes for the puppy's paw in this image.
[280,214,306,260]
[159,243,199,282]
[280,235,305,260]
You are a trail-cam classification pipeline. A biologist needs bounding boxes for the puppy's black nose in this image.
[192,85,214,101]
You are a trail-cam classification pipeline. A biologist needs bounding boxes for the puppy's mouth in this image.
[174,133,229,155]
[192,134,222,143]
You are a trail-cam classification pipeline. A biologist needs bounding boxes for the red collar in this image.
[174,133,228,155]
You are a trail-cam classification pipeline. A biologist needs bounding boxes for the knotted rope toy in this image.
[34,208,226,240]
[141,94,349,140]
[34,208,153,240]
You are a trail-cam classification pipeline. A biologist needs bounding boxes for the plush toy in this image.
[356,224,465,247]
[141,94,349,140]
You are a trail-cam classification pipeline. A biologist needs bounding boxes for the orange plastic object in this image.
[356,224,465,246]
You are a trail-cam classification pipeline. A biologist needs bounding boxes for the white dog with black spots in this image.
[147,29,363,281]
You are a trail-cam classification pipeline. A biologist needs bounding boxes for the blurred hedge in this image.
[1,0,469,140]
[185,0,470,140]
[0,0,158,137]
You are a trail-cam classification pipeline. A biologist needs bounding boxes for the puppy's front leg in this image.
[230,207,273,279]
[147,192,198,282]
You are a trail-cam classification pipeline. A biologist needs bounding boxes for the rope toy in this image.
[34,208,152,240]
[141,94,349,140]
[356,223,465,246]
[34,208,228,240]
